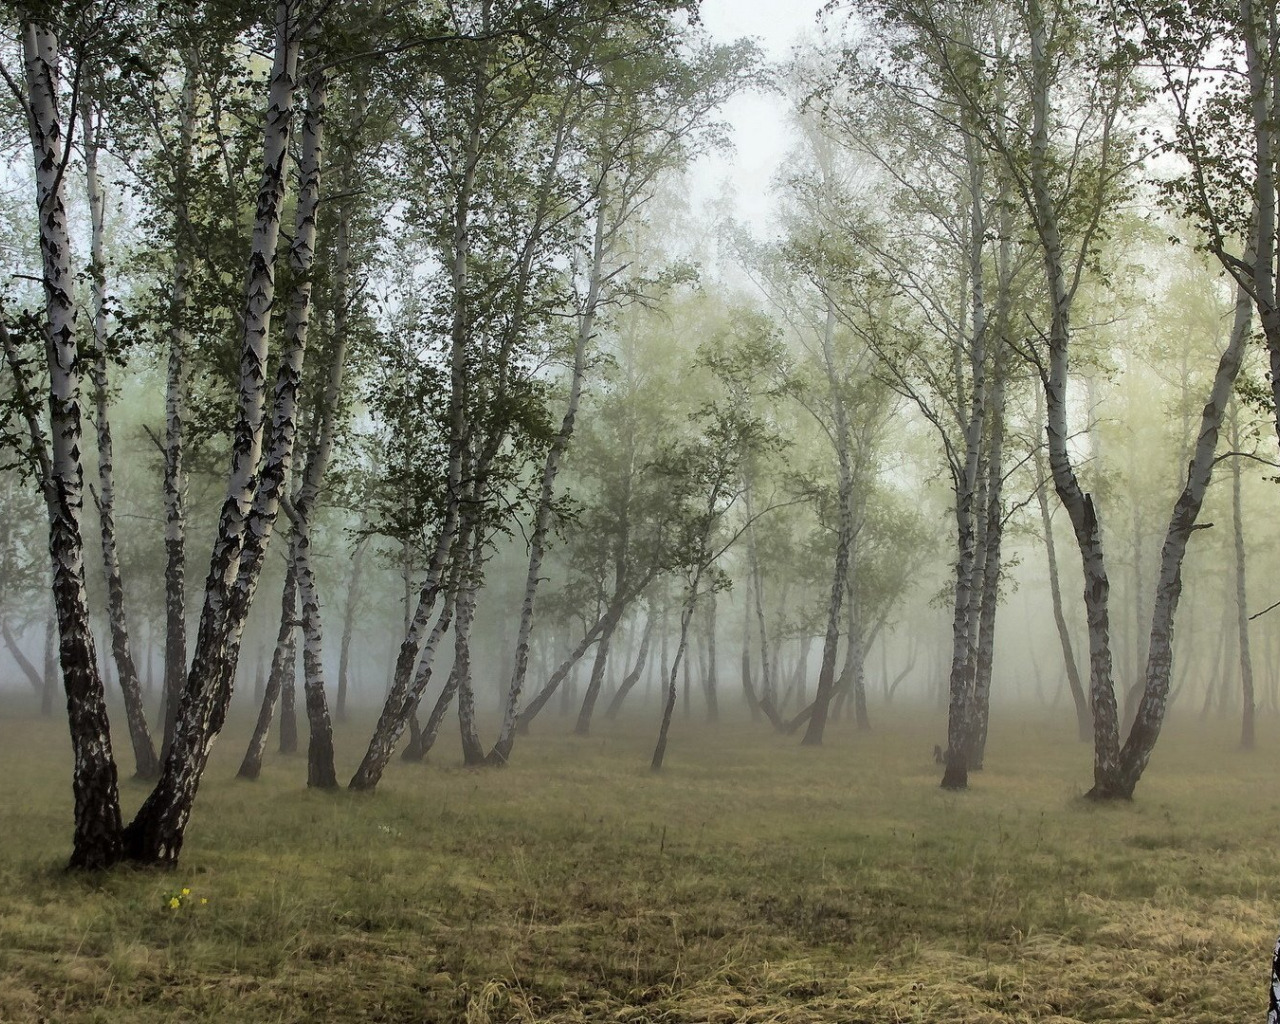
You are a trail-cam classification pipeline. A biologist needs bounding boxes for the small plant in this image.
[376,824,402,839]
[162,886,209,912]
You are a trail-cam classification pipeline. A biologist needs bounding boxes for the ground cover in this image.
[0,702,1274,1022]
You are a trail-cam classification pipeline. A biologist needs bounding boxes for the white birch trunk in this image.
[22,20,123,868]
[82,96,160,781]
[123,0,302,865]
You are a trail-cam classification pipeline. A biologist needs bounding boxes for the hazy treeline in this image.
[3,0,1280,874]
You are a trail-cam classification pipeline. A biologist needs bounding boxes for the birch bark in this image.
[82,96,160,780]
[22,20,123,868]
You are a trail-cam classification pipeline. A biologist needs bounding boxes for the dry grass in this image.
[0,697,1275,1022]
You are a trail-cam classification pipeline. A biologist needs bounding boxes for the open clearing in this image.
[0,703,1275,1022]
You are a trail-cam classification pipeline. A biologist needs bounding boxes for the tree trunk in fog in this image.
[1229,398,1255,749]
[803,300,854,747]
[940,137,988,793]
[575,616,617,735]
[419,663,460,760]
[740,588,760,720]
[83,97,160,781]
[1113,279,1253,796]
[488,156,603,765]
[337,536,367,722]
[1033,397,1090,742]
[703,593,719,723]
[253,647,265,706]
[605,607,654,719]
[159,57,196,765]
[455,530,487,767]
[743,479,782,729]
[21,21,124,868]
[651,595,696,772]
[238,558,298,780]
[1022,0,1124,798]
[42,609,56,716]
[122,3,305,865]
[521,625,600,731]
[3,620,45,693]
[349,582,456,789]
[969,343,1008,770]
[292,532,337,788]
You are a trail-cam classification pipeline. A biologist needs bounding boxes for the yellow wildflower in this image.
[200,898,208,905]
[181,888,190,896]
[168,897,181,909]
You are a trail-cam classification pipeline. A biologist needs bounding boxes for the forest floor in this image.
[0,698,1275,1023]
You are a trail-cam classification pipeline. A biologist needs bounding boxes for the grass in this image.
[0,698,1276,1022]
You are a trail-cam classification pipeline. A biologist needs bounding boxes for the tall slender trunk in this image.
[160,57,196,764]
[574,622,616,736]
[969,346,1007,769]
[349,578,457,788]
[1229,399,1255,749]
[1026,0,1121,797]
[42,607,56,716]
[1034,391,1090,741]
[487,161,604,764]
[703,593,719,723]
[237,560,297,779]
[605,607,654,719]
[21,21,123,868]
[82,96,159,781]
[803,298,853,746]
[123,1,304,865]
[455,523,486,767]
[1113,274,1253,796]
[516,613,612,732]
[651,594,696,772]
[941,130,989,792]
[272,55,336,789]
[336,536,368,722]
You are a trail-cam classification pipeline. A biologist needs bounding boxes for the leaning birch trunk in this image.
[574,624,616,736]
[1112,275,1253,796]
[802,298,853,746]
[336,536,368,721]
[1033,393,1091,742]
[1228,397,1255,749]
[486,171,603,764]
[1026,0,1122,797]
[651,593,697,772]
[3,619,46,692]
[515,614,612,732]
[122,1,302,865]
[21,21,123,869]
[348,584,457,790]
[605,608,654,719]
[351,25,482,784]
[82,96,160,781]
[160,57,196,764]
[272,56,334,788]
[236,561,297,779]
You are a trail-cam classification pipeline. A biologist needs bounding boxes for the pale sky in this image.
[691,0,830,236]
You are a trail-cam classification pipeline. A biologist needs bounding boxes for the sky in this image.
[689,0,830,235]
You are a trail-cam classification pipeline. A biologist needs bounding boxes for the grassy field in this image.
[0,699,1276,1022]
